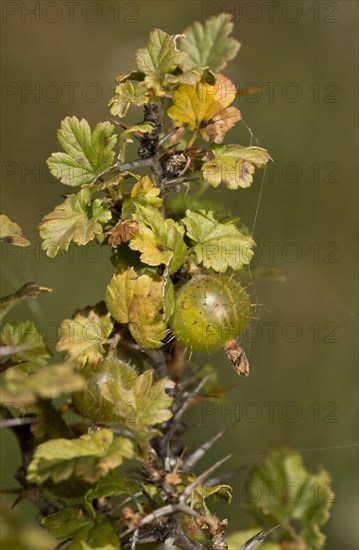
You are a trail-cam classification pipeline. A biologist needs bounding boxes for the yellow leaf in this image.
[167,74,241,143]
[128,208,187,274]
[131,175,162,207]
[105,268,173,349]
[57,310,113,367]
[0,214,30,247]
[129,224,173,267]
[122,175,162,218]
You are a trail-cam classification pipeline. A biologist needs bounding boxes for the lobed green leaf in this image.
[245,449,334,549]
[47,116,117,186]
[42,508,120,549]
[27,428,133,484]
[179,14,241,72]
[0,362,85,406]
[100,360,175,432]
[129,204,187,275]
[182,209,255,272]
[135,28,187,91]
[0,320,50,365]
[121,175,163,218]
[109,81,149,118]
[38,187,111,258]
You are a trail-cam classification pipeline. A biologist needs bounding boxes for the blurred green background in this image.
[1,1,358,548]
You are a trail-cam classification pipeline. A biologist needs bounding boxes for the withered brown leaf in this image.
[107,220,139,248]
[224,340,249,377]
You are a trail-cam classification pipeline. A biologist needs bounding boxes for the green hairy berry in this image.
[170,275,251,352]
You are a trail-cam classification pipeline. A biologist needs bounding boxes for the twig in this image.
[172,375,211,423]
[54,539,73,550]
[182,422,238,472]
[130,528,140,549]
[161,176,191,192]
[120,503,179,539]
[96,157,156,182]
[0,345,28,357]
[109,427,137,441]
[206,464,249,486]
[180,455,232,502]
[95,143,179,186]
[156,375,212,464]
[142,348,168,378]
[120,501,207,548]
[0,417,34,428]
[123,533,157,547]
[141,487,158,510]
[158,126,179,146]
[238,524,282,550]
[169,509,207,550]
[164,535,176,549]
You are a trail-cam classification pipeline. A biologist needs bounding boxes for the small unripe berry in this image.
[73,359,129,423]
[170,275,251,352]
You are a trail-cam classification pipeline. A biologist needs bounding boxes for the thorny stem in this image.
[158,126,179,146]
[138,103,164,186]
[182,422,237,472]
[95,142,184,192]
[180,455,232,502]
[125,371,232,549]
[96,155,161,181]
[101,103,232,546]
[96,104,189,196]
[238,524,282,550]
[120,502,208,544]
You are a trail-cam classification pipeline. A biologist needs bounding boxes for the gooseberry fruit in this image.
[73,358,130,423]
[169,275,251,353]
